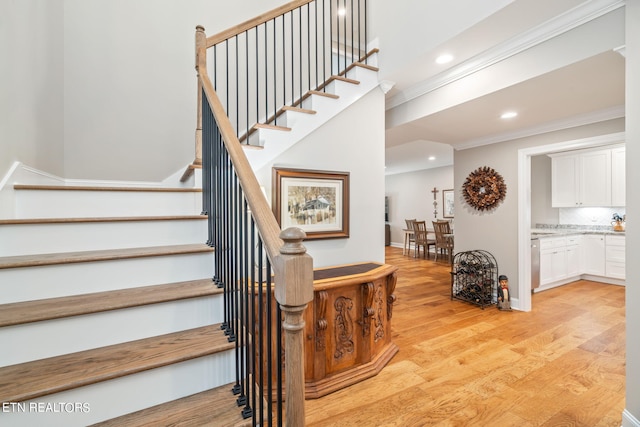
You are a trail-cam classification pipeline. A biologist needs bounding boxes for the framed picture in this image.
[443,189,454,218]
[272,167,350,240]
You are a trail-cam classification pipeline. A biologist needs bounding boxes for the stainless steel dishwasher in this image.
[531,238,540,291]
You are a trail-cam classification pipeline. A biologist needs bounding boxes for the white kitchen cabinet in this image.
[582,234,605,276]
[551,148,611,207]
[566,236,581,278]
[540,237,568,286]
[611,146,625,206]
[605,234,625,280]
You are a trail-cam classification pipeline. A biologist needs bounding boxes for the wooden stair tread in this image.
[180,162,203,182]
[349,61,379,72]
[13,184,202,193]
[282,105,316,114]
[253,123,291,132]
[0,243,213,270]
[0,279,221,327]
[0,215,207,225]
[308,90,339,99]
[90,384,252,427]
[329,75,360,85]
[0,324,234,403]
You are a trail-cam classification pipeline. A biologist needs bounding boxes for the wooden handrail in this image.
[197,48,283,261]
[195,0,375,419]
[198,29,314,426]
[205,0,314,47]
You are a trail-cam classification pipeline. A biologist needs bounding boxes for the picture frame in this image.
[443,189,454,218]
[272,167,350,240]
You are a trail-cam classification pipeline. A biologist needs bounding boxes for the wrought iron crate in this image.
[450,250,498,309]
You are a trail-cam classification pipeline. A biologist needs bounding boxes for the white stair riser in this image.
[0,295,223,367]
[300,91,341,112]
[345,63,379,85]
[0,219,208,257]
[14,190,203,218]
[0,252,213,304]
[0,351,235,427]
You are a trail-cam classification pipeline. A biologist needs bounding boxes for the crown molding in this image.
[386,0,625,110]
[453,105,625,151]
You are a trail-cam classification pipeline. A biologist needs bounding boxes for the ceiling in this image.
[380,0,626,175]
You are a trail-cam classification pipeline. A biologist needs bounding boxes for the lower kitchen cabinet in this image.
[537,233,624,291]
[566,238,581,278]
[605,234,625,280]
[539,234,626,290]
[582,234,605,276]
[539,237,578,287]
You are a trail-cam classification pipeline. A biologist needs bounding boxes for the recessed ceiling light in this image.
[428,156,436,161]
[501,111,518,119]
[435,54,453,64]
[337,8,347,16]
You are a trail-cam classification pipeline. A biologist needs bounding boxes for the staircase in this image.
[0,1,380,423]
[0,52,380,427]
[0,178,250,426]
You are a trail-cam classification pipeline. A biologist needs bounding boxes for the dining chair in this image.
[404,218,417,255]
[432,220,454,263]
[413,220,436,258]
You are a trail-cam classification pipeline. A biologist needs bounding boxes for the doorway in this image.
[517,131,625,311]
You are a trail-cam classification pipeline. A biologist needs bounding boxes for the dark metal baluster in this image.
[350,0,354,67]
[282,14,286,107]
[240,198,253,418]
[264,22,268,125]
[224,150,234,340]
[272,18,277,126]
[249,220,258,424]
[263,241,273,427]
[322,0,326,86]
[257,238,265,426]
[290,10,294,106]
[225,40,230,116]
[255,26,259,134]
[235,35,239,137]
[307,4,311,92]
[364,0,368,64]
[230,171,239,389]
[298,8,303,99]
[245,30,250,144]
[274,260,283,426]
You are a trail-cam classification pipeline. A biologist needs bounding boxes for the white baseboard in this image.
[623,409,640,427]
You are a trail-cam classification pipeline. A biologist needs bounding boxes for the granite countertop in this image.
[531,224,625,238]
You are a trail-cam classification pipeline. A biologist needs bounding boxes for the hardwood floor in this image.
[305,246,625,426]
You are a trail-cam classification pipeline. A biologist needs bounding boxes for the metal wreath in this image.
[462,166,507,211]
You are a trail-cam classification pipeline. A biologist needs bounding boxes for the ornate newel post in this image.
[194,25,206,166]
[275,228,314,426]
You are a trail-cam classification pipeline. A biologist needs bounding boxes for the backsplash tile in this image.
[558,207,626,226]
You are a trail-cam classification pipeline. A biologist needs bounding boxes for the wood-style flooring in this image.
[305,246,626,427]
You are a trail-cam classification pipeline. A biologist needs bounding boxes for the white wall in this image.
[255,88,387,268]
[0,0,64,178]
[530,155,558,226]
[1,0,290,182]
[384,166,453,246]
[624,2,640,426]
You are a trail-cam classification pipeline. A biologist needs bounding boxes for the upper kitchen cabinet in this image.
[611,146,625,206]
[550,147,615,208]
